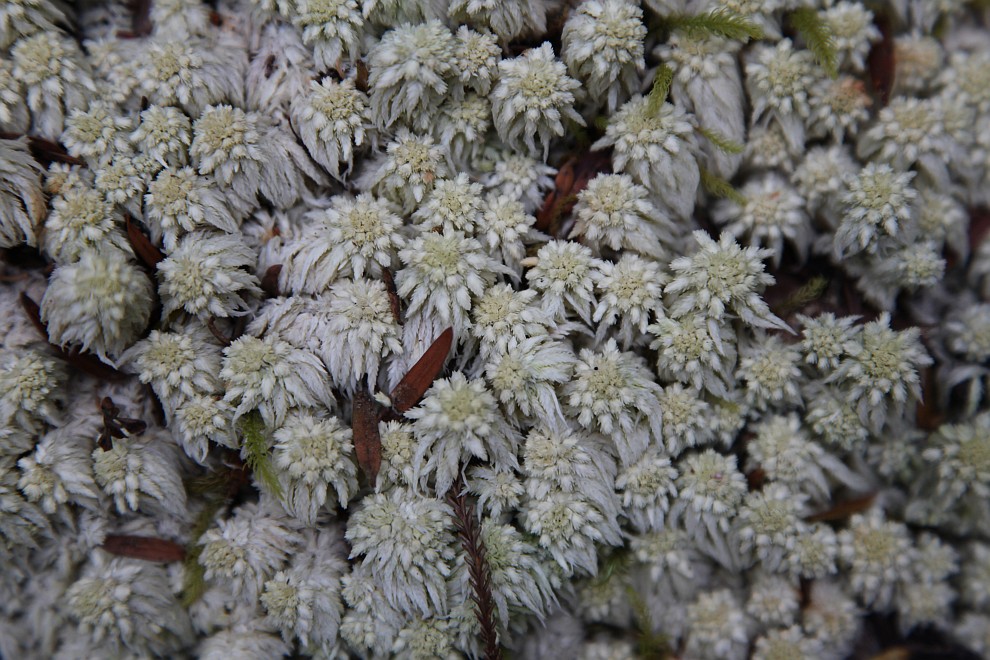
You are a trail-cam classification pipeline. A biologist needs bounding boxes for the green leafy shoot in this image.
[180,544,208,607]
[665,9,763,42]
[593,547,630,588]
[789,7,838,78]
[185,469,234,497]
[646,64,674,115]
[697,126,745,154]
[626,585,672,659]
[699,166,746,205]
[241,409,282,498]
[180,497,225,606]
[777,276,830,315]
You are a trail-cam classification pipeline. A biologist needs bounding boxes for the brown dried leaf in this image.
[806,493,877,522]
[382,267,402,324]
[0,133,85,166]
[866,10,895,108]
[260,264,282,298]
[62,347,129,381]
[352,390,383,486]
[131,0,153,37]
[125,215,164,269]
[968,207,990,257]
[390,327,453,413]
[355,59,369,93]
[102,534,186,562]
[535,150,611,236]
[915,366,944,432]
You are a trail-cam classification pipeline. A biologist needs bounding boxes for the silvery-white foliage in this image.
[3,2,990,658]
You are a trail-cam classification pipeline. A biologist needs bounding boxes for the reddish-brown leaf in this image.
[20,293,127,381]
[968,207,990,257]
[0,133,85,166]
[806,493,877,522]
[102,535,186,562]
[260,264,282,298]
[131,0,153,37]
[1,244,48,271]
[390,327,453,413]
[355,59,370,93]
[915,366,944,431]
[866,10,895,108]
[745,468,766,491]
[352,390,383,486]
[126,215,164,269]
[263,54,277,78]
[382,267,402,324]
[535,150,611,236]
[62,347,128,381]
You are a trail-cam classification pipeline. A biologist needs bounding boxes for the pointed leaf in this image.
[382,267,402,324]
[102,535,186,562]
[866,11,895,107]
[536,150,612,235]
[806,493,877,522]
[260,264,282,298]
[126,215,164,269]
[352,390,383,486]
[390,327,454,413]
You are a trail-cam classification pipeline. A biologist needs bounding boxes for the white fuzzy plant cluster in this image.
[2,0,990,657]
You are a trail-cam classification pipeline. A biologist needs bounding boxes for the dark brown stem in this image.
[205,317,232,346]
[446,476,501,660]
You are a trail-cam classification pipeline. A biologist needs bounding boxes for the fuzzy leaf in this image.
[665,9,763,41]
[20,292,127,381]
[789,7,839,78]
